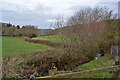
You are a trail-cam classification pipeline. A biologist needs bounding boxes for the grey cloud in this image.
[1,1,118,29]
[96,2,118,13]
[68,5,91,13]
[1,3,54,29]
[69,2,118,14]
[36,4,51,11]
[69,5,85,10]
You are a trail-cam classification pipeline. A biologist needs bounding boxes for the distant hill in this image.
[0,22,2,36]
[39,29,53,35]
[1,22,53,36]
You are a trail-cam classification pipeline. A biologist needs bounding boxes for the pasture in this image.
[2,37,52,57]
[50,54,114,78]
[80,54,114,78]
[80,54,114,70]
[32,35,67,43]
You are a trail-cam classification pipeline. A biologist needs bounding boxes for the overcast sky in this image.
[0,0,119,29]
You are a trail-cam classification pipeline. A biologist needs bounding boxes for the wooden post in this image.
[112,54,120,78]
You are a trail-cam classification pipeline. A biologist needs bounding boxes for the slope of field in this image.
[82,54,113,78]
[32,35,67,43]
[54,54,115,78]
[80,54,114,70]
[74,54,114,78]
[2,37,52,57]
[40,54,114,78]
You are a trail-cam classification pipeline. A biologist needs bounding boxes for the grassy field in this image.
[54,54,114,78]
[80,54,114,70]
[81,72,113,78]
[32,35,68,43]
[2,37,52,57]
[80,54,114,78]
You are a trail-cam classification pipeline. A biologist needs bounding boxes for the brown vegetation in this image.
[2,49,91,78]
[24,37,68,48]
[51,7,119,57]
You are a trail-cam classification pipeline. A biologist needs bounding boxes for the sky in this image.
[0,0,119,29]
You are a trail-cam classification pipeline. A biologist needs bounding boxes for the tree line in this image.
[2,23,40,38]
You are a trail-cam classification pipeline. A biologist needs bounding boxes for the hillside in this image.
[1,4,120,79]
[39,54,115,78]
[39,29,53,35]
[80,54,114,70]
[2,37,52,57]
[32,35,67,43]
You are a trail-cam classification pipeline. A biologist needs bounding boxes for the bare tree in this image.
[51,15,67,29]
[67,7,112,26]
[49,6,118,57]
[49,15,68,43]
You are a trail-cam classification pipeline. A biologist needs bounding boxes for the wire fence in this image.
[37,65,120,78]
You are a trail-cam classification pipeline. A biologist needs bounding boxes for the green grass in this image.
[32,35,68,43]
[80,54,114,70]
[2,37,52,57]
[81,72,113,78]
[79,54,114,78]
[55,54,114,78]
